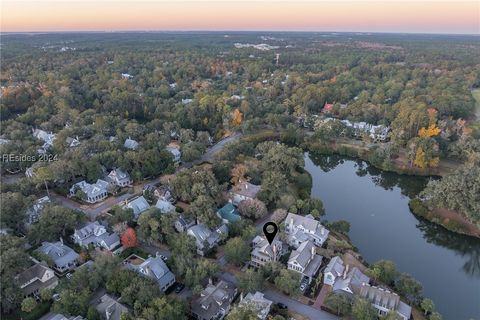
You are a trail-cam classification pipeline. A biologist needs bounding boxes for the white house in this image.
[65,136,80,148]
[36,241,79,273]
[26,196,51,224]
[191,280,237,320]
[323,256,345,286]
[70,180,108,203]
[187,223,227,256]
[33,129,56,154]
[250,235,284,268]
[287,240,323,284]
[230,181,261,205]
[284,213,329,248]
[359,284,412,320]
[238,291,272,320]
[72,221,120,251]
[106,168,132,187]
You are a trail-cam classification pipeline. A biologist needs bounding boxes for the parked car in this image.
[300,282,308,292]
[276,302,288,310]
[175,283,185,293]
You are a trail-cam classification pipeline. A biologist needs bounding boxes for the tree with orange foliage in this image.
[231,109,243,126]
[418,124,441,138]
[121,227,137,248]
[230,164,248,186]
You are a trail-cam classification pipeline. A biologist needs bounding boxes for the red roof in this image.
[323,103,334,112]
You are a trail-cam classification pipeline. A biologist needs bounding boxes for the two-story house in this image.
[106,168,132,187]
[284,213,329,248]
[359,284,412,320]
[250,235,284,268]
[287,240,323,284]
[191,279,237,320]
[36,240,79,273]
[187,223,228,256]
[127,255,175,292]
[16,262,58,298]
[72,221,120,251]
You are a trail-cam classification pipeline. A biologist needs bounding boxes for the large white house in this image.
[70,180,109,203]
[127,255,175,292]
[72,222,120,251]
[250,235,284,268]
[287,240,323,284]
[106,168,132,187]
[359,284,412,320]
[284,213,329,248]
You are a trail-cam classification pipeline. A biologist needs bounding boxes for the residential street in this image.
[218,271,337,320]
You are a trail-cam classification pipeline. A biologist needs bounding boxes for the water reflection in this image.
[417,219,480,278]
[309,153,480,279]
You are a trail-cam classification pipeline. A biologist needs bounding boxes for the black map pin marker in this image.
[263,222,278,245]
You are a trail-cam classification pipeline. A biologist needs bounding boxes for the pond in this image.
[304,153,480,320]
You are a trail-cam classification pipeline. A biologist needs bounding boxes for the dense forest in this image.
[1,32,479,225]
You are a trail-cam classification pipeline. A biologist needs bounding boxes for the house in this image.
[191,279,237,320]
[284,213,329,248]
[359,284,412,320]
[127,255,175,292]
[26,196,51,224]
[250,235,284,268]
[155,199,176,213]
[187,223,227,256]
[94,294,130,320]
[322,103,334,113]
[70,180,108,203]
[36,241,79,273]
[174,215,195,233]
[166,146,181,162]
[26,166,35,178]
[123,196,150,219]
[323,256,346,286]
[238,291,272,320]
[287,240,323,284]
[123,137,139,150]
[230,181,261,205]
[340,119,390,141]
[216,203,241,224]
[153,185,173,203]
[332,265,370,297]
[121,73,133,79]
[106,168,132,187]
[72,221,120,251]
[65,136,80,148]
[16,262,58,298]
[33,129,56,154]
[181,98,193,104]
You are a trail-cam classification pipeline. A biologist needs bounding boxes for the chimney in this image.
[290,218,294,229]
[240,292,244,301]
[208,278,213,285]
[343,264,349,279]
[59,237,63,245]
[311,245,315,259]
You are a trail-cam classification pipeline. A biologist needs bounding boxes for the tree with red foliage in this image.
[121,227,137,248]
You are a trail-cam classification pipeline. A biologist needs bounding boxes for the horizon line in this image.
[2,30,479,36]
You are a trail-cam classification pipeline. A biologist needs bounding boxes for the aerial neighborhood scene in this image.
[0,1,479,320]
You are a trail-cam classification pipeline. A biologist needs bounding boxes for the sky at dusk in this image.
[1,0,479,34]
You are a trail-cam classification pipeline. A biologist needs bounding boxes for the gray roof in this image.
[124,196,150,218]
[124,138,139,150]
[324,256,345,277]
[359,284,409,317]
[251,235,283,261]
[107,168,131,185]
[128,256,175,290]
[288,240,323,277]
[73,221,119,249]
[16,263,58,295]
[192,280,237,320]
[240,291,272,320]
[70,180,108,198]
[44,314,85,320]
[155,199,175,213]
[36,241,79,269]
[232,181,261,199]
[187,223,220,250]
[95,294,129,320]
[333,266,370,295]
[26,196,51,224]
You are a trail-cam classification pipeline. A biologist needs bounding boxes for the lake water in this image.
[304,153,480,320]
